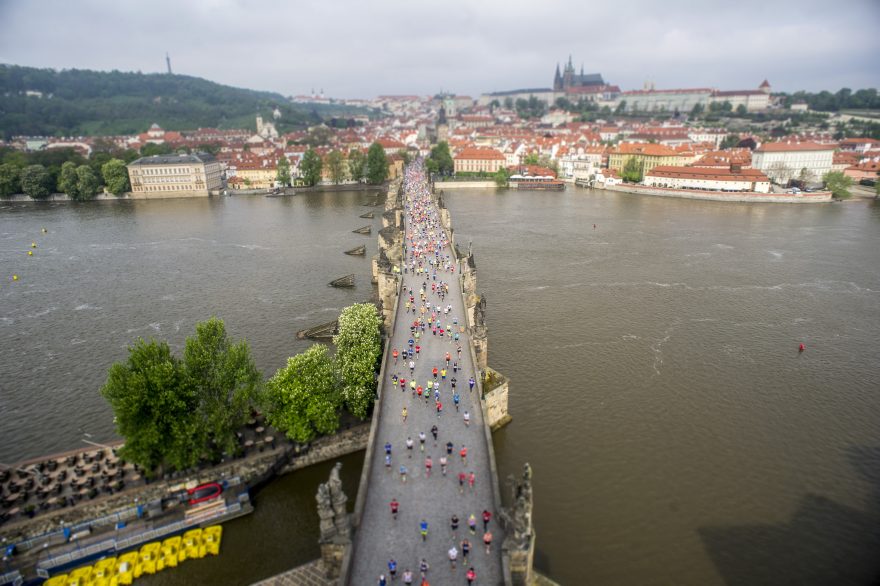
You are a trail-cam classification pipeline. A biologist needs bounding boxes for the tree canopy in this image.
[276,155,291,187]
[263,345,340,443]
[101,318,260,473]
[426,141,454,175]
[621,158,644,183]
[348,149,366,183]
[300,148,323,186]
[333,303,382,418]
[822,171,853,199]
[366,142,389,185]
[327,150,347,184]
[102,159,131,195]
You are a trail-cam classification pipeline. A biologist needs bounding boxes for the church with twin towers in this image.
[553,56,606,92]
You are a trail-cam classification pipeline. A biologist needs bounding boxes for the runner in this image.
[406,436,414,458]
[461,539,471,564]
[402,569,413,585]
[448,545,458,570]
[463,410,470,427]
[466,567,476,586]
[419,519,429,542]
[425,456,433,478]
[399,465,407,484]
[439,455,448,476]
[482,509,492,531]
[401,407,408,423]
[483,530,493,554]
[468,513,477,535]
[388,559,398,580]
[390,498,399,520]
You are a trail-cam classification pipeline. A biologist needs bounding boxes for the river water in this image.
[2,189,879,584]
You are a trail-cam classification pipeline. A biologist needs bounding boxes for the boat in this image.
[182,528,204,561]
[509,175,565,190]
[328,274,355,288]
[188,481,222,505]
[352,225,372,235]
[137,542,161,576]
[203,525,223,556]
[296,320,338,340]
[344,245,366,256]
[359,211,374,219]
[158,536,181,571]
[116,551,139,585]
[91,557,118,586]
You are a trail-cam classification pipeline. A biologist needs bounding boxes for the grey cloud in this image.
[0,0,877,98]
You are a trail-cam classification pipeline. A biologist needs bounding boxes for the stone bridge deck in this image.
[347,184,505,584]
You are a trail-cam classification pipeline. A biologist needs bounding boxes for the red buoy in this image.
[798,343,806,352]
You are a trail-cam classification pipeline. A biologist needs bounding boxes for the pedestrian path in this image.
[348,161,504,585]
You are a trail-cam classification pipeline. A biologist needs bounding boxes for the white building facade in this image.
[127,153,222,197]
[752,142,835,185]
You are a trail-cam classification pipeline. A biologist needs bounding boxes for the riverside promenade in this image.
[347,164,505,584]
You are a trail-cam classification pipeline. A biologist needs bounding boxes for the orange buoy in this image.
[798,343,805,352]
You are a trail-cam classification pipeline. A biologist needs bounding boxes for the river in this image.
[2,188,879,584]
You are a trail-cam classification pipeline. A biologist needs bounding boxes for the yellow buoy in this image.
[116,551,139,585]
[31,242,36,248]
[42,228,48,233]
[12,275,18,281]
[203,525,223,556]
[28,250,33,256]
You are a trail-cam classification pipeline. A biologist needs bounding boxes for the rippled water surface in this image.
[443,188,880,585]
[2,189,880,584]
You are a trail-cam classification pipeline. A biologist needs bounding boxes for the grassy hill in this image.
[0,65,370,138]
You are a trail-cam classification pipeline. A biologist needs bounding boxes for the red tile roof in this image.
[454,147,505,161]
[647,165,769,182]
[754,141,834,153]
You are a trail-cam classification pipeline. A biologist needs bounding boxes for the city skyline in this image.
[0,0,878,99]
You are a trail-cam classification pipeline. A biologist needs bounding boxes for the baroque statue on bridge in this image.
[316,462,351,544]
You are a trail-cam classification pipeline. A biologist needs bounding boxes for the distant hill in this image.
[0,65,370,138]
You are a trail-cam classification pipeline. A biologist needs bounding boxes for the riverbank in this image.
[0,423,369,582]
[598,182,833,203]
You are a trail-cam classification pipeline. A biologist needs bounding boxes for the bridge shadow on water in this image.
[698,445,880,586]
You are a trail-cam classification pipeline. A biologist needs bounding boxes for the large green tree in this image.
[333,303,382,418]
[427,141,454,175]
[101,339,199,473]
[73,165,101,200]
[822,171,853,199]
[58,161,79,198]
[494,167,510,187]
[300,148,323,186]
[276,155,291,187]
[348,149,366,183]
[20,164,53,199]
[182,317,261,458]
[365,143,389,185]
[0,163,21,196]
[263,345,340,443]
[621,157,644,183]
[102,159,131,195]
[326,150,346,184]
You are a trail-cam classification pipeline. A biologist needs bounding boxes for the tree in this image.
[333,303,382,418]
[428,142,454,175]
[494,167,510,187]
[736,104,748,116]
[523,153,540,166]
[366,142,389,185]
[73,165,101,200]
[348,149,366,183]
[0,163,21,196]
[719,135,741,150]
[397,149,412,166]
[621,157,644,183]
[503,97,514,109]
[20,164,53,199]
[690,103,705,117]
[822,171,853,199]
[276,155,291,186]
[300,148,323,187]
[58,161,79,198]
[263,345,340,443]
[140,143,174,157]
[875,181,880,199]
[326,150,346,184]
[102,158,131,195]
[101,339,198,473]
[182,317,261,458]
[614,100,627,115]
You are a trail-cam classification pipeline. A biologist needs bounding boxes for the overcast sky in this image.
[1,0,877,99]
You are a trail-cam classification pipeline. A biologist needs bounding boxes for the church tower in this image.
[554,63,562,91]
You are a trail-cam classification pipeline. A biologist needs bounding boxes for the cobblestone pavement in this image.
[349,168,504,585]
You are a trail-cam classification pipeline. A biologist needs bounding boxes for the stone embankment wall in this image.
[372,179,404,329]
[1,191,209,201]
[603,183,833,203]
[1,425,369,543]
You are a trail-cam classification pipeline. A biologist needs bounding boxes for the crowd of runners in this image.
[372,160,498,586]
